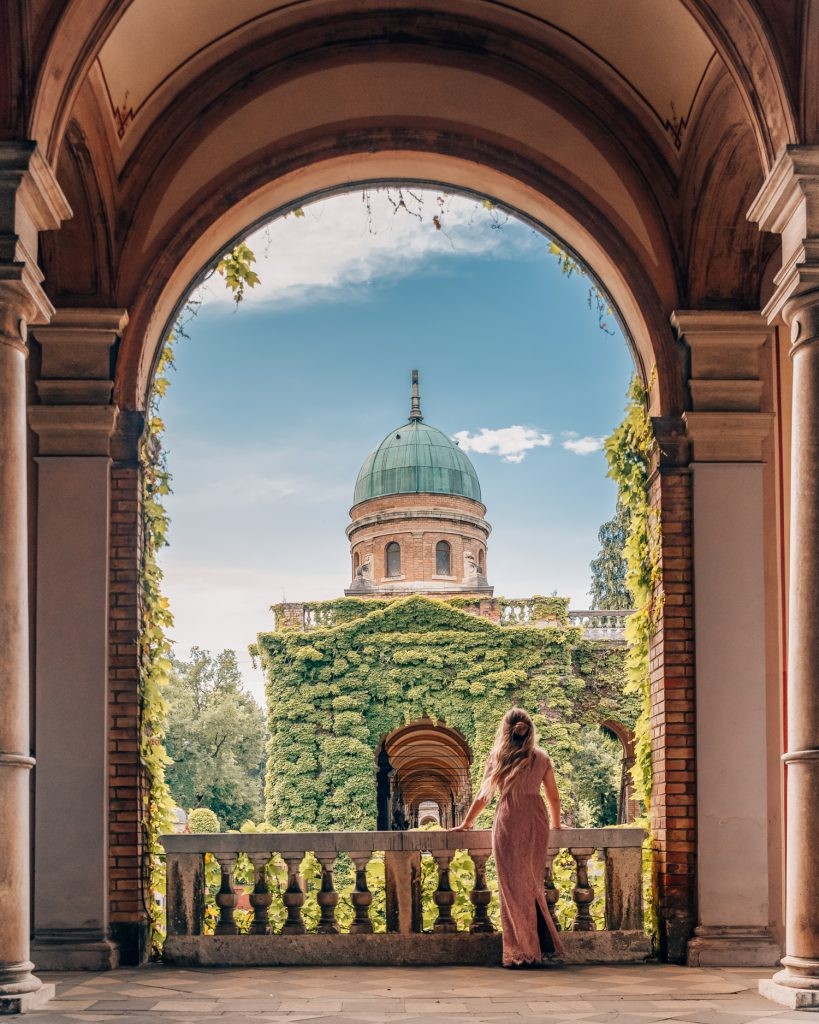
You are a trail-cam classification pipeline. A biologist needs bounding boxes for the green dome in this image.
[354,420,482,505]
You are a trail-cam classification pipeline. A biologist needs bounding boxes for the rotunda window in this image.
[436,540,451,575]
[386,542,401,577]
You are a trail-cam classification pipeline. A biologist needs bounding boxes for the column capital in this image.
[672,309,774,461]
[29,308,127,456]
[0,142,71,332]
[748,145,819,328]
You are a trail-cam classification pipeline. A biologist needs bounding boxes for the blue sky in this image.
[159,190,635,700]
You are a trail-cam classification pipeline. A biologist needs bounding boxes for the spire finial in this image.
[409,369,423,422]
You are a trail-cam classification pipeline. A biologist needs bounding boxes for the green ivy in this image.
[256,595,636,831]
[139,244,259,955]
[603,375,660,807]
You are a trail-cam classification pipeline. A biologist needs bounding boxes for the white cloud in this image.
[194,190,536,309]
[453,426,553,463]
[562,435,605,455]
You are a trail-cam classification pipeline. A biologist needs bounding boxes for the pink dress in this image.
[480,747,563,966]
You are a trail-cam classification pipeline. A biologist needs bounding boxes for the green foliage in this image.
[589,502,633,610]
[603,376,660,807]
[215,241,260,304]
[257,595,634,831]
[188,808,221,833]
[139,336,178,957]
[548,241,615,335]
[164,648,266,828]
[139,241,261,955]
[571,727,621,827]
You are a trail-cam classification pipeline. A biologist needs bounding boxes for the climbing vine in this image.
[603,375,660,806]
[139,244,259,954]
[254,595,638,832]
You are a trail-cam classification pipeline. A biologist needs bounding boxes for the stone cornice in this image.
[682,412,773,462]
[0,142,71,329]
[28,405,118,457]
[346,508,492,540]
[748,146,819,327]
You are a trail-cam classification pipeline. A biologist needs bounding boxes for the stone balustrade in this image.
[565,609,632,641]
[161,828,649,965]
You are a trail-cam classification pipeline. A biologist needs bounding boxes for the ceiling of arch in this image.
[94,0,715,161]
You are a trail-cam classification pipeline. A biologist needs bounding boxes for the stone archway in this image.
[3,0,815,1004]
[378,718,473,830]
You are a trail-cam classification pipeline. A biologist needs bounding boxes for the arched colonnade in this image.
[0,0,818,1010]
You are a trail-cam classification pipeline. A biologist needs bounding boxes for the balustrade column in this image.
[214,855,238,936]
[248,853,272,935]
[316,855,339,934]
[570,848,595,931]
[468,854,494,933]
[348,853,374,934]
[750,146,819,1008]
[0,142,69,1014]
[432,853,457,933]
[543,854,560,930]
[281,855,306,934]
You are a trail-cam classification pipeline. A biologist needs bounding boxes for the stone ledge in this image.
[0,983,55,1016]
[687,926,781,967]
[164,930,652,967]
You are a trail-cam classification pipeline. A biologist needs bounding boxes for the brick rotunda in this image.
[345,371,492,598]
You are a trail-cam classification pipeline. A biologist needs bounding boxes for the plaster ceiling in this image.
[95,0,715,156]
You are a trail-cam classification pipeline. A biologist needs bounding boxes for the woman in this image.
[453,707,563,968]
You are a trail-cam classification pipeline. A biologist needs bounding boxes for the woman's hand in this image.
[450,821,473,832]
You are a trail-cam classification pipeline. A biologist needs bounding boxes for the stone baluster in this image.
[468,853,494,933]
[349,853,374,934]
[282,854,306,934]
[570,848,596,931]
[214,854,239,935]
[432,853,458,933]
[248,852,273,935]
[543,853,561,930]
[316,855,339,934]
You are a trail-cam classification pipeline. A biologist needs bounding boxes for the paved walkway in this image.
[29,964,807,1023]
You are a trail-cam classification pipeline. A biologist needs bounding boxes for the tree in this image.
[588,501,633,609]
[164,648,267,828]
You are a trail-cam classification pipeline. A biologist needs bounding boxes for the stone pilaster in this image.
[673,311,781,968]
[749,145,819,1009]
[28,309,127,971]
[0,141,69,1013]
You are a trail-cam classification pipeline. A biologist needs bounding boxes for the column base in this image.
[31,931,119,971]
[687,925,781,967]
[759,959,819,1010]
[0,984,55,1015]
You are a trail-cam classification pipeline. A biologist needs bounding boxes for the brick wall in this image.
[649,464,697,961]
[348,493,490,585]
[108,464,149,964]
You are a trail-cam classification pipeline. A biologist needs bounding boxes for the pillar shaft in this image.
[0,141,70,1012]
[0,324,37,996]
[780,314,819,982]
[749,144,819,1008]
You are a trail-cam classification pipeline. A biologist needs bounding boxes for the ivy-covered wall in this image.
[254,595,638,830]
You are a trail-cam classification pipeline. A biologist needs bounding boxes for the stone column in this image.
[28,310,127,970]
[0,142,70,1013]
[749,146,819,1009]
[673,312,780,967]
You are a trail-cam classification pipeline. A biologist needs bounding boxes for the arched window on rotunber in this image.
[353,552,360,573]
[386,542,401,577]
[478,550,485,575]
[436,540,451,575]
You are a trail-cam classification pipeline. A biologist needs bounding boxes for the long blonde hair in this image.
[484,707,537,796]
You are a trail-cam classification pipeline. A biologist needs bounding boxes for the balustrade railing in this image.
[161,828,649,966]
[566,609,632,640]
